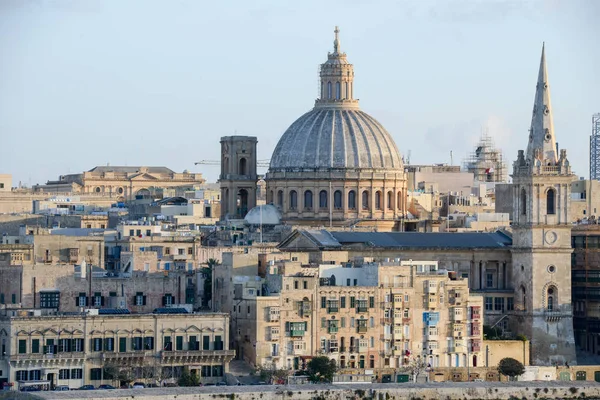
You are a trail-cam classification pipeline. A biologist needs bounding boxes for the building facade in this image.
[0,311,233,390]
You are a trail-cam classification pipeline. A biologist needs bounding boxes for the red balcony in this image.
[470,341,481,352]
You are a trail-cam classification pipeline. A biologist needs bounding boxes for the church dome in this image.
[269,27,403,173]
[269,108,403,171]
[244,204,282,225]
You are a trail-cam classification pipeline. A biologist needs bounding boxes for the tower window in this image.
[521,188,527,216]
[345,82,349,99]
[375,191,382,210]
[319,190,327,209]
[547,188,556,215]
[277,190,283,206]
[304,190,313,210]
[327,82,332,99]
[336,82,341,100]
[546,286,557,311]
[387,191,393,209]
[362,191,369,210]
[334,190,342,209]
[239,158,247,175]
[289,190,298,210]
[348,190,356,209]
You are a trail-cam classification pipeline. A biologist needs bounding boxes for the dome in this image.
[244,204,282,225]
[269,108,403,171]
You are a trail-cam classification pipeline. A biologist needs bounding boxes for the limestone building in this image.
[0,310,233,390]
[264,28,407,230]
[34,166,205,201]
[224,255,484,381]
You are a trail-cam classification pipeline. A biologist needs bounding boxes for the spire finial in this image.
[333,26,340,54]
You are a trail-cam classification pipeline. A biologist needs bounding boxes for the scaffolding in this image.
[462,133,507,183]
[590,113,600,180]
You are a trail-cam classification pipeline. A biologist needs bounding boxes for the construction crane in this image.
[194,160,271,168]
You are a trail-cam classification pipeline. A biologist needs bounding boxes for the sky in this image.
[1,0,599,187]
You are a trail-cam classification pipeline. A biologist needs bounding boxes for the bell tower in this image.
[510,44,576,365]
[219,136,258,220]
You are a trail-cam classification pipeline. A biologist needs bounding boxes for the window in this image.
[31,339,40,353]
[340,296,346,308]
[214,335,223,350]
[486,273,494,288]
[494,297,505,311]
[92,338,103,352]
[319,190,327,208]
[547,287,556,311]
[11,294,16,304]
[90,368,102,381]
[362,191,369,209]
[547,188,556,215]
[162,294,174,306]
[104,338,114,352]
[71,369,83,379]
[336,81,341,99]
[303,281,308,289]
[165,247,170,255]
[188,247,193,255]
[327,81,332,99]
[93,292,103,307]
[144,337,154,350]
[59,369,70,380]
[163,336,172,351]
[18,340,26,354]
[40,291,60,308]
[176,336,183,351]
[350,296,356,308]
[72,338,84,352]
[135,292,146,306]
[119,337,127,352]
[129,229,134,236]
[178,248,185,255]
[289,190,298,209]
[387,191,393,209]
[348,190,356,209]
[334,190,342,209]
[369,296,375,308]
[485,297,493,311]
[0,293,3,304]
[521,188,527,215]
[76,292,87,307]
[507,297,514,311]
[321,297,326,308]
[294,281,299,290]
[340,317,346,328]
[304,190,313,209]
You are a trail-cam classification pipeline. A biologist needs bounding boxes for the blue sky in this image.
[1,0,598,186]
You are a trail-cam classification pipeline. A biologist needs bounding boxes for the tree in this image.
[202,258,220,308]
[498,357,525,380]
[306,356,337,383]
[402,357,428,382]
[257,365,290,385]
[178,367,200,387]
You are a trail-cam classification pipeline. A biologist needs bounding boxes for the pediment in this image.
[130,173,159,181]
[186,325,202,333]
[43,328,58,335]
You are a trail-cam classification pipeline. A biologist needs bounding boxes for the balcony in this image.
[103,351,153,360]
[161,350,235,362]
[402,317,411,324]
[470,341,482,352]
[270,333,280,341]
[327,307,339,314]
[11,352,85,362]
[426,331,438,340]
[290,330,305,337]
[356,306,368,313]
[357,326,368,334]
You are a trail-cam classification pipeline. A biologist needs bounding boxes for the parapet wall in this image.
[32,381,600,400]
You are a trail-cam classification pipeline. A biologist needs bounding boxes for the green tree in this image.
[306,356,337,383]
[202,258,220,308]
[257,365,290,384]
[498,357,525,380]
[178,367,200,387]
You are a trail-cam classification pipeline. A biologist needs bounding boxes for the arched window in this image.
[547,188,556,215]
[387,191,393,209]
[289,190,298,210]
[304,190,313,209]
[239,158,247,175]
[334,190,342,209]
[375,191,382,210]
[269,191,273,204]
[336,82,341,100]
[319,190,328,209]
[547,286,557,311]
[320,81,324,98]
[521,188,527,215]
[277,190,283,206]
[348,190,356,209]
[345,82,349,99]
[327,82,332,99]
[362,191,369,210]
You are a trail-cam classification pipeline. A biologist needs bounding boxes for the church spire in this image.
[526,42,558,164]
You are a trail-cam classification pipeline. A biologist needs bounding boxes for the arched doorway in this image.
[136,188,151,199]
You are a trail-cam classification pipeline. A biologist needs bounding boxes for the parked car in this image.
[79,385,95,390]
[164,382,178,387]
[53,385,70,391]
[132,382,146,389]
[98,384,116,389]
[146,383,159,388]
[204,383,216,386]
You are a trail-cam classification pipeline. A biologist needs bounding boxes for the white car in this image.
[132,382,145,389]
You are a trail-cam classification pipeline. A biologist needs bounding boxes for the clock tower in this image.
[510,44,576,365]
